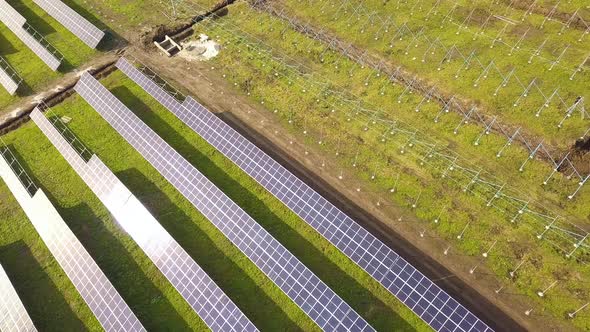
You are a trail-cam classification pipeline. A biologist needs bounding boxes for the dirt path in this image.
[128,45,580,331]
[0,52,122,133]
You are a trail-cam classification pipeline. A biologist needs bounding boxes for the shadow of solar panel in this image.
[0,0,62,70]
[74,71,375,332]
[0,144,145,332]
[0,264,37,332]
[30,108,257,332]
[32,0,104,49]
[115,58,495,332]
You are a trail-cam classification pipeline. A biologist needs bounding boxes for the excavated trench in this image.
[0,61,118,135]
[500,0,590,30]
[139,0,238,49]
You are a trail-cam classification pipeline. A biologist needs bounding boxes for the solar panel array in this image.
[30,108,257,332]
[74,71,375,332]
[0,57,21,95]
[0,0,62,70]
[0,264,37,332]
[116,58,495,332]
[0,142,145,332]
[32,0,104,49]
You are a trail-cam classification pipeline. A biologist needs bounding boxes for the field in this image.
[0,0,589,331]
[0,71,429,331]
[274,0,590,147]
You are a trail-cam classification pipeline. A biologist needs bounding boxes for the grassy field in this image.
[274,0,590,147]
[0,70,430,331]
[169,2,590,329]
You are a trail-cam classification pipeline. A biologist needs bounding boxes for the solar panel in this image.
[116,58,495,332]
[0,57,21,95]
[74,72,375,332]
[30,108,257,332]
[0,0,62,71]
[0,264,37,332]
[0,144,145,332]
[32,0,104,49]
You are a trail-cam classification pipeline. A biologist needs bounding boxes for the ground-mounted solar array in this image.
[0,264,37,332]
[30,108,258,332]
[0,0,588,330]
[117,57,495,332]
[74,72,376,332]
[0,141,145,332]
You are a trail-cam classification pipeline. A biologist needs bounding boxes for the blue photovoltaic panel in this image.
[30,108,257,332]
[0,0,62,70]
[32,0,104,49]
[116,58,494,332]
[74,72,375,332]
[0,144,145,332]
[0,264,37,332]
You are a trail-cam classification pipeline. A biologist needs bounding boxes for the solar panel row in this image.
[0,57,21,95]
[0,143,145,332]
[0,264,37,332]
[0,0,62,70]
[116,58,495,332]
[32,0,104,49]
[30,108,257,332]
[74,72,375,332]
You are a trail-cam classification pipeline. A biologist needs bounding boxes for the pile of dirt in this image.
[569,137,590,174]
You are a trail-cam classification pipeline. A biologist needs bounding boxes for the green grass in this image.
[277,0,590,147]
[0,0,99,112]
[0,70,430,331]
